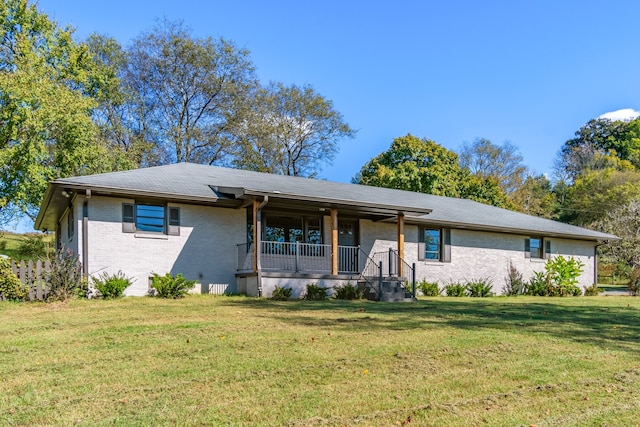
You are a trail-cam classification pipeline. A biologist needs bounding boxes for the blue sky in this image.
[11,0,640,231]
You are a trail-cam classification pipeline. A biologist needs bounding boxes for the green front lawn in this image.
[1,296,639,426]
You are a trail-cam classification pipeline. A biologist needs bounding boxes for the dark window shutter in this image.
[442,229,451,263]
[122,203,135,233]
[417,228,425,260]
[67,207,74,239]
[524,238,531,259]
[167,207,180,236]
[545,239,551,259]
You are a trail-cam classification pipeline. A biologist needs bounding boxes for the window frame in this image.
[261,212,323,244]
[122,202,180,235]
[418,227,451,263]
[525,237,550,259]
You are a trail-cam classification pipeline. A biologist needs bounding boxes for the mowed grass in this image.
[1,296,639,426]
[0,231,54,260]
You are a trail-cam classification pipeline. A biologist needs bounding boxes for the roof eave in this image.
[52,182,219,204]
[241,189,433,216]
[405,217,619,242]
[34,184,56,230]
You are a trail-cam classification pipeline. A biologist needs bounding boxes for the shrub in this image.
[92,271,133,299]
[466,278,494,297]
[0,258,27,301]
[18,234,50,259]
[46,249,83,302]
[271,286,293,300]
[444,282,466,297]
[151,273,195,298]
[333,282,362,300]
[628,266,640,296]
[525,256,584,297]
[418,280,441,296]
[615,261,633,283]
[526,271,552,296]
[547,256,584,296]
[583,283,600,296]
[304,283,329,300]
[503,262,525,296]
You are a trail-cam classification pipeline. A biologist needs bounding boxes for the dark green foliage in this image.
[0,258,26,301]
[418,280,441,296]
[45,249,83,302]
[92,271,132,299]
[466,278,494,297]
[583,283,600,296]
[303,283,329,300]
[526,272,553,296]
[151,273,195,299]
[444,282,466,297]
[503,262,525,295]
[333,282,362,300]
[271,286,292,301]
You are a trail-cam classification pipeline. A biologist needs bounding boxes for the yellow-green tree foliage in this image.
[355,134,513,208]
[0,0,122,222]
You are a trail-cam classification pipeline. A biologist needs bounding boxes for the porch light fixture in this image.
[61,190,71,198]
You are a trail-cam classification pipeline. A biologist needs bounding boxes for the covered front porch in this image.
[236,240,417,301]
[220,190,432,300]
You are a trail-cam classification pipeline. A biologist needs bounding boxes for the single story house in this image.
[35,163,617,299]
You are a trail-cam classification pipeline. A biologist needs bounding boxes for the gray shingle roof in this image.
[36,163,617,241]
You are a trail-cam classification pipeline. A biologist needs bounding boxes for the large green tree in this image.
[232,82,355,177]
[560,163,640,226]
[596,198,640,269]
[510,174,557,219]
[355,134,461,196]
[93,21,353,178]
[123,19,257,165]
[0,0,115,222]
[556,117,640,180]
[355,134,512,208]
[458,138,527,195]
[85,34,156,168]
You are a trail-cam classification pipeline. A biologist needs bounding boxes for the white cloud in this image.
[598,108,640,122]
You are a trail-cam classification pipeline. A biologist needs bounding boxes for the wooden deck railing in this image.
[237,242,362,274]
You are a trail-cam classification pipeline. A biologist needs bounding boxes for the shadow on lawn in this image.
[219,297,640,354]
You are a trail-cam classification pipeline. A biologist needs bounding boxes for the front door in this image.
[338,220,359,273]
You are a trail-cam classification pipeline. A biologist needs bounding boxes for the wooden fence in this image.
[10,259,51,301]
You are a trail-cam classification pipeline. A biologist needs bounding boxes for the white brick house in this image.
[35,163,616,298]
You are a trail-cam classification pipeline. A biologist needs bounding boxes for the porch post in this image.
[397,212,404,277]
[331,208,338,275]
[253,199,260,273]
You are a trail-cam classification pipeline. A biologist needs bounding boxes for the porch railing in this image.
[237,242,364,274]
[372,248,413,279]
[236,243,414,299]
[371,248,416,297]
